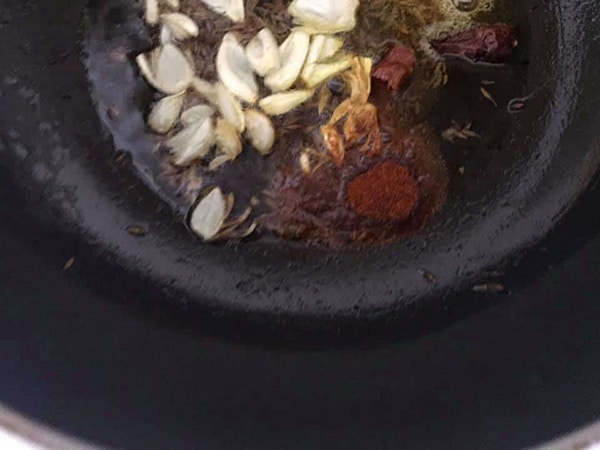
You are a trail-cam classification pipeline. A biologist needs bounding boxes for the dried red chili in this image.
[372,44,416,91]
[347,161,419,220]
[430,24,518,63]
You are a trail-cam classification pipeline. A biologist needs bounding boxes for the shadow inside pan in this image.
[1,0,598,338]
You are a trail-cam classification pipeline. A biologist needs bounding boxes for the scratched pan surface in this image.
[0,0,599,334]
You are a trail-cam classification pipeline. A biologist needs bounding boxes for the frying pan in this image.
[0,0,599,448]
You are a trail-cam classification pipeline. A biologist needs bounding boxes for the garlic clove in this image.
[244,109,275,155]
[217,33,259,103]
[259,89,314,116]
[264,29,310,92]
[136,53,158,87]
[167,117,215,166]
[152,44,194,94]
[147,93,186,133]
[180,104,215,126]
[199,0,245,23]
[245,28,281,77]
[160,26,174,45]
[288,0,359,34]
[208,154,234,172]
[189,187,227,241]
[302,34,343,81]
[163,0,180,8]
[145,0,159,25]
[215,118,243,159]
[302,53,352,87]
[214,83,246,132]
[191,77,217,100]
[318,35,344,61]
[160,13,199,40]
[304,34,326,69]
[192,79,245,132]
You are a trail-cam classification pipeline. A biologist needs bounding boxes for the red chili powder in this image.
[347,161,419,220]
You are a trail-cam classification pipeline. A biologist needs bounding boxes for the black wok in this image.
[0,0,599,448]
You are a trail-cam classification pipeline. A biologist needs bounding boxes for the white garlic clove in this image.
[213,83,246,132]
[244,109,275,155]
[302,53,352,88]
[304,34,326,70]
[319,35,344,60]
[192,79,245,132]
[264,29,310,92]
[200,0,245,23]
[288,0,359,34]
[160,26,174,45]
[153,44,194,94]
[164,0,180,8]
[191,77,217,101]
[189,187,227,241]
[160,13,199,40]
[136,53,158,87]
[259,90,314,116]
[180,104,215,126]
[147,93,186,133]
[215,118,243,159]
[208,154,235,172]
[145,0,160,25]
[245,28,281,77]
[217,33,259,103]
[167,117,215,166]
[303,34,342,81]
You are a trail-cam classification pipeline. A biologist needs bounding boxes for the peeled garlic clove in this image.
[164,0,180,8]
[214,83,245,132]
[192,79,245,132]
[167,117,215,166]
[215,118,243,159]
[319,35,344,60]
[192,77,217,101]
[145,0,159,25]
[208,154,234,172]
[181,104,215,127]
[303,34,339,81]
[153,44,194,94]
[160,26,174,45]
[217,33,259,103]
[259,90,314,116]
[199,0,245,23]
[304,35,326,69]
[244,109,275,155]
[148,93,185,133]
[288,0,359,34]
[264,29,310,92]
[302,53,352,88]
[136,53,158,86]
[160,13,199,40]
[189,187,227,241]
[245,28,281,77]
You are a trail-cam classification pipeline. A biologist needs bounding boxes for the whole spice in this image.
[347,161,419,220]
[372,44,416,91]
[430,24,518,63]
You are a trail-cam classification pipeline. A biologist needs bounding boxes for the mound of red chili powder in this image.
[347,161,419,221]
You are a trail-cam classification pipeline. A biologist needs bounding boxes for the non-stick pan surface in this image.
[0,0,599,447]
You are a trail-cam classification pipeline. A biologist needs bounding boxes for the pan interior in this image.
[2,0,596,328]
